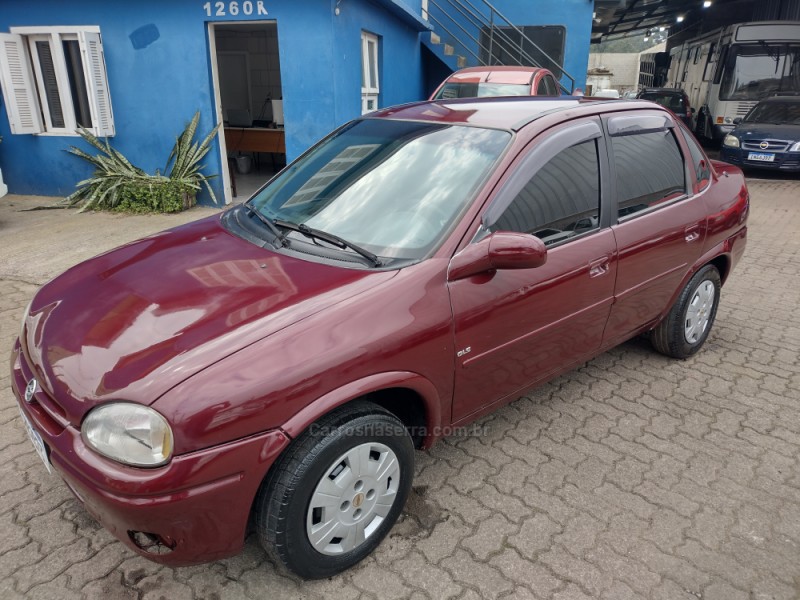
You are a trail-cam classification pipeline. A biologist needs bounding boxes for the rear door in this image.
[602,111,707,345]
[448,118,617,422]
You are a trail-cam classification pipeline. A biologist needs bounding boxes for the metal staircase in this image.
[423,0,575,94]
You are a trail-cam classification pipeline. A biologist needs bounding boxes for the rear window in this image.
[640,93,685,111]
[611,129,686,219]
[436,82,530,99]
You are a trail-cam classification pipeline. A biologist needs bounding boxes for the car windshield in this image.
[720,44,800,101]
[743,100,800,124]
[247,119,511,261]
[435,82,531,99]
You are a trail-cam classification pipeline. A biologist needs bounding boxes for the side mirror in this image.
[448,231,547,281]
[733,117,742,125]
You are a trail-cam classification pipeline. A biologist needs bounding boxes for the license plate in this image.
[18,408,52,474]
[747,152,775,162]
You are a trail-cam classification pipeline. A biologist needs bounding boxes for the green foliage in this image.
[62,111,219,213]
[114,179,196,214]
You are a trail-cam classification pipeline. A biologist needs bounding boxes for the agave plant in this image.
[62,129,154,211]
[63,111,219,211]
[164,111,220,204]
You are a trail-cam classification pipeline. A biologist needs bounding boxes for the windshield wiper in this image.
[243,203,287,247]
[273,219,382,267]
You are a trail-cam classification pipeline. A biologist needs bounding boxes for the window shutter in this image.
[0,33,44,134]
[78,31,114,136]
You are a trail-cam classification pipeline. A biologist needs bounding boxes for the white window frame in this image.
[0,25,114,136]
[361,31,380,115]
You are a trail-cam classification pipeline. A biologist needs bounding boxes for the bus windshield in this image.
[719,44,800,100]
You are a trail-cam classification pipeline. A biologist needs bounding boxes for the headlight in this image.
[723,134,740,148]
[790,141,800,152]
[82,403,173,467]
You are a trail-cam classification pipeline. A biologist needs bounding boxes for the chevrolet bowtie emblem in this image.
[24,379,38,403]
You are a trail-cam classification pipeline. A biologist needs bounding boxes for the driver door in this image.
[448,118,617,423]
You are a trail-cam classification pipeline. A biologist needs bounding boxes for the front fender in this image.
[280,371,444,449]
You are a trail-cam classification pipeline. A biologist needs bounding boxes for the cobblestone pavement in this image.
[1,180,799,600]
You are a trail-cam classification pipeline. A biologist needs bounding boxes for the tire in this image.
[651,264,721,359]
[254,401,414,579]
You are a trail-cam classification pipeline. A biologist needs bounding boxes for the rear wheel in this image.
[651,264,721,359]
[254,401,414,579]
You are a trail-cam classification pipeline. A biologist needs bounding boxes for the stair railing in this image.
[426,0,575,94]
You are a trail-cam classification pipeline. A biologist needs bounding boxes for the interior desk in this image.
[224,127,285,154]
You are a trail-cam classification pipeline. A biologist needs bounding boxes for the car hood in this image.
[733,123,800,141]
[21,215,396,422]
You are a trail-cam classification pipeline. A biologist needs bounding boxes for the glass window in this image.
[361,31,379,115]
[719,44,800,101]
[536,78,548,95]
[249,119,511,260]
[611,129,685,219]
[676,126,711,189]
[743,100,800,124]
[435,82,530,99]
[492,140,601,245]
[0,27,114,136]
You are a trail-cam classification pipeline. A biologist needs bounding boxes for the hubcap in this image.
[306,442,400,556]
[684,280,715,344]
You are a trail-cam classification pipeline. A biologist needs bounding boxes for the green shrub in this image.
[113,179,196,214]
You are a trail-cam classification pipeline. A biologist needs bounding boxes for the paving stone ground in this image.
[1,178,799,599]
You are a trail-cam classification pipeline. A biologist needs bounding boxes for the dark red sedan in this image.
[11,96,748,579]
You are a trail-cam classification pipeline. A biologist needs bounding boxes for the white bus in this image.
[666,21,800,142]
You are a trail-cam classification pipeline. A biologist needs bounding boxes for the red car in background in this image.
[429,65,562,99]
[12,96,747,579]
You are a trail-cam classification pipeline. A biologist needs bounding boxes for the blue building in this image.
[0,0,592,205]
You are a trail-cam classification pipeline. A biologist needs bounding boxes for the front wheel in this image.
[254,401,414,579]
[651,264,721,359]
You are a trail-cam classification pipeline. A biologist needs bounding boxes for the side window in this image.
[546,76,559,96]
[676,126,711,189]
[536,78,549,95]
[492,139,601,245]
[611,129,685,219]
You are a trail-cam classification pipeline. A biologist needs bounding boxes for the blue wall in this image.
[0,0,426,203]
[425,0,593,94]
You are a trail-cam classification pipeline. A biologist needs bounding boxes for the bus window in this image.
[719,44,800,100]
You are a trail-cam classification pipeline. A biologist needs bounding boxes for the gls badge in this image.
[24,379,38,403]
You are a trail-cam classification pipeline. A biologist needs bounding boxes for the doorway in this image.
[209,21,285,204]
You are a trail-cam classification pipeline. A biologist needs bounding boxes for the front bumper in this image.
[719,147,800,172]
[11,340,290,566]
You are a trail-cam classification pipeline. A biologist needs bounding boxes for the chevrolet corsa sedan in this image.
[11,97,748,579]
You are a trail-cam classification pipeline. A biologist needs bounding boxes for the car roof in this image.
[444,66,550,85]
[370,96,657,132]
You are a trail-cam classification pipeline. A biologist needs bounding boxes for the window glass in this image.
[612,129,685,218]
[250,119,511,260]
[63,40,92,128]
[536,79,548,95]
[677,126,711,188]
[719,44,800,100]
[492,140,600,245]
[34,40,65,128]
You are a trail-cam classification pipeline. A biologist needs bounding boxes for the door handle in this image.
[589,256,611,278]
[685,225,701,242]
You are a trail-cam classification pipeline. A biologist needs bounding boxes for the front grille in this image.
[735,101,758,116]
[742,139,791,151]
